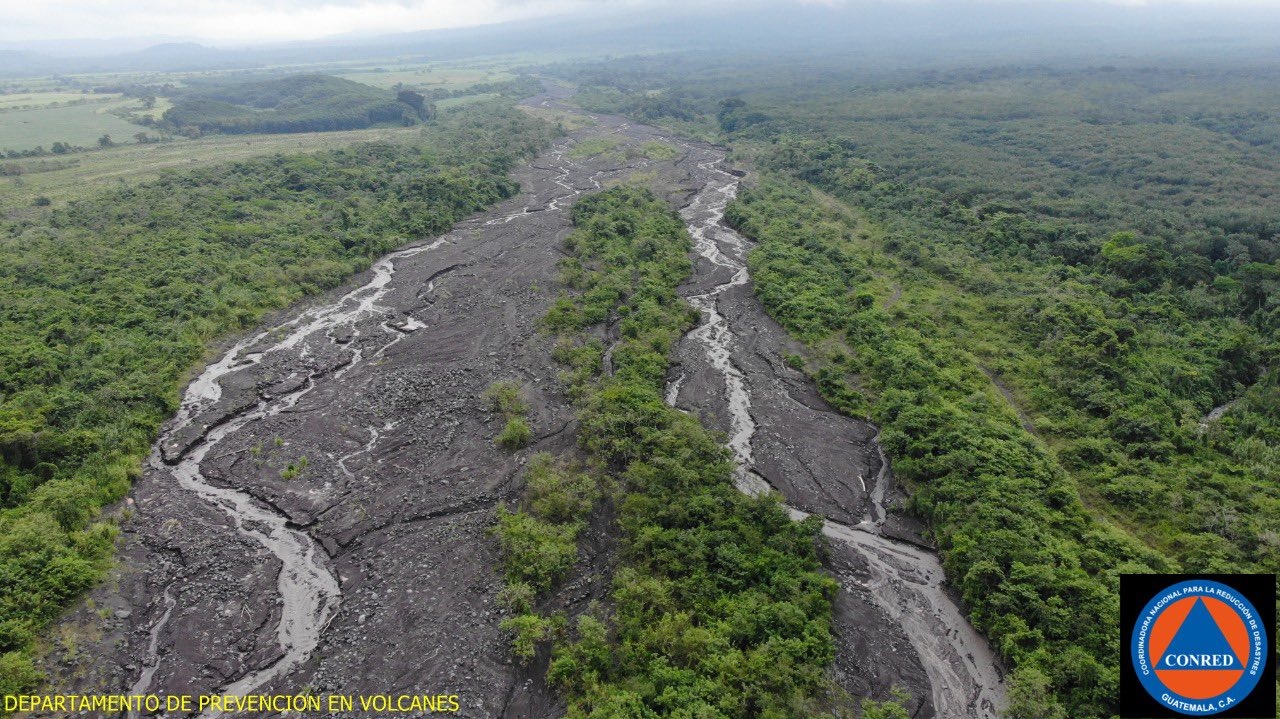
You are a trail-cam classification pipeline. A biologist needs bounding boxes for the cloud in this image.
[1,0,1277,45]
[0,0,610,44]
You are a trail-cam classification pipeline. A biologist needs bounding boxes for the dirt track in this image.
[42,87,1003,718]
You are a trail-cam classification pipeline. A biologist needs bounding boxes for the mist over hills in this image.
[3,1,1279,78]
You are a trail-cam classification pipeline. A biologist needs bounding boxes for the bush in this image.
[486,379,534,450]
[497,417,533,450]
[496,581,536,614]
[483,380,529,416]
[500,612,551,663]
[0,651,41,696]
[491,508,580,592]
[525,453,599,523]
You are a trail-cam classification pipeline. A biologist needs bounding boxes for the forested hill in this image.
[551,57,1280,719]
[163,74,433,135]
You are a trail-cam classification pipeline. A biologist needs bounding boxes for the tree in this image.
[1237,261,1280,313]
[861,691,913,719]
[1006,667,1068,719]
[396,89,430,120]
[716,97,767,133]
[1100,231,1171,290]
[97,134,113,148]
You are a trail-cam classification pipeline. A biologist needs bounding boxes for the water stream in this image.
[126,585,177,719]
[132,240,451,715]
[130,137,602,713]
[673,153,1006,718]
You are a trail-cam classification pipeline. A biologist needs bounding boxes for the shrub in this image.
[483,380,529,416]
[491,508,580,592]
[501,612,551,663]
[510,187,836,717]
[728,178,1169,719]
[525,453,599,523]
[497,417,533,450]
[0,100,558,692]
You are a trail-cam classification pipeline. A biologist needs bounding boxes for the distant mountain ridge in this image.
[2,2,1280,78]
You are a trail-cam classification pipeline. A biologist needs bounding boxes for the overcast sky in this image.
[2,0,1278,46]
[0,0,645,44]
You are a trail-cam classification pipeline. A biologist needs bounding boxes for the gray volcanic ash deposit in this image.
[41,87,1003,719]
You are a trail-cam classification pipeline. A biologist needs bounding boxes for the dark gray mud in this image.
[41,87,1003,718]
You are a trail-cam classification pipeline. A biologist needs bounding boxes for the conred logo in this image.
[1123,575,1274,717]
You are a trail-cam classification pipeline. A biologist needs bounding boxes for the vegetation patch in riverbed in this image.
[493,185,857,717]
[567,137,623,160]
[484,379,534,450]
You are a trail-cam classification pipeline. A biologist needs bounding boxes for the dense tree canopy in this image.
[163,74,433,135]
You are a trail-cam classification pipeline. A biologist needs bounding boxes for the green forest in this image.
[0,100,558,692]
[548,58,1280,717]
[163,74,432,135]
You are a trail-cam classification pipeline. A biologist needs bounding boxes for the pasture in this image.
[335,64,512,91]
[0,124,425,212]
[0,99,141,152]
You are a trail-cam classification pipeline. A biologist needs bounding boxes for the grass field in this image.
[0,57,532,155]
[0,91,121,110]
[0,99,143,152]
[568,136,622,159]
[0,124,425,212]
[128,96,173,122]
[518,104,596,131]
[0,55,551,205]
[3,71,192,93]
[335,64,512,91]
[436,92,501,109]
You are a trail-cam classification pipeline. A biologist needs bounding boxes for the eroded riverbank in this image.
[42,88,1003,718]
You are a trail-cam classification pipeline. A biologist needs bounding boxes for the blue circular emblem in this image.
[1130,579,1267,716]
